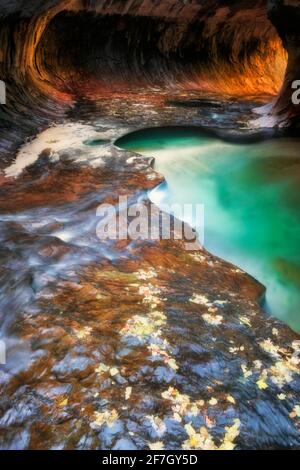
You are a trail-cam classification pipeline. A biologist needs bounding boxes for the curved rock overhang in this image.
[0,0,299,133]
[268,0,300,127]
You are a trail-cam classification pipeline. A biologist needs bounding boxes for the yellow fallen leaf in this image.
[148,441,164,450]
[190,294,212,306]
[183,425,216,450]
[167,358,179,371]
[58,398,68,407]
[91,409,119,428]
[209,398,218,406]
[277,393,286,401]
[219,418,241,450]
[239,316,251,327]
[189,435,202,449]
[190,404,200,417]
[110,367,119,377]
[125,387,132,400]
[253,360,262,369]
[173,412,182,422]
[227,395,236,404]
[95,363,109,375]
[290,405,300,419]
[256,378,268,390]
[259,339,280,358]
[241,364,252,378]
[202,313,223,326]
[196,399,205,407]
[219,441,236,451]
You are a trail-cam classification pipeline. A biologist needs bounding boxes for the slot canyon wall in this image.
[0,0,300,163]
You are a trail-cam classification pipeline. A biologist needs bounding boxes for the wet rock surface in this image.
[0,96,300,450]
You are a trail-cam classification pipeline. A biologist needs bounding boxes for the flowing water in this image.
[1,100,300,449]
[117,127,300,333]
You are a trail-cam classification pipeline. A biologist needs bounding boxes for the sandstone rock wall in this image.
[0,0,299,133]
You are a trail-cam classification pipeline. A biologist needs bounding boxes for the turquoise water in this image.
[117,127,300,333]
[83,138,110,146]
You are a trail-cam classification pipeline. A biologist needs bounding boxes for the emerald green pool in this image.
[117,127,300,333]
[83,138,110,146]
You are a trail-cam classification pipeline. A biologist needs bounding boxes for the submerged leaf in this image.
[125,387,132,400]
[148,441,164,450]
[256,377,268,390]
